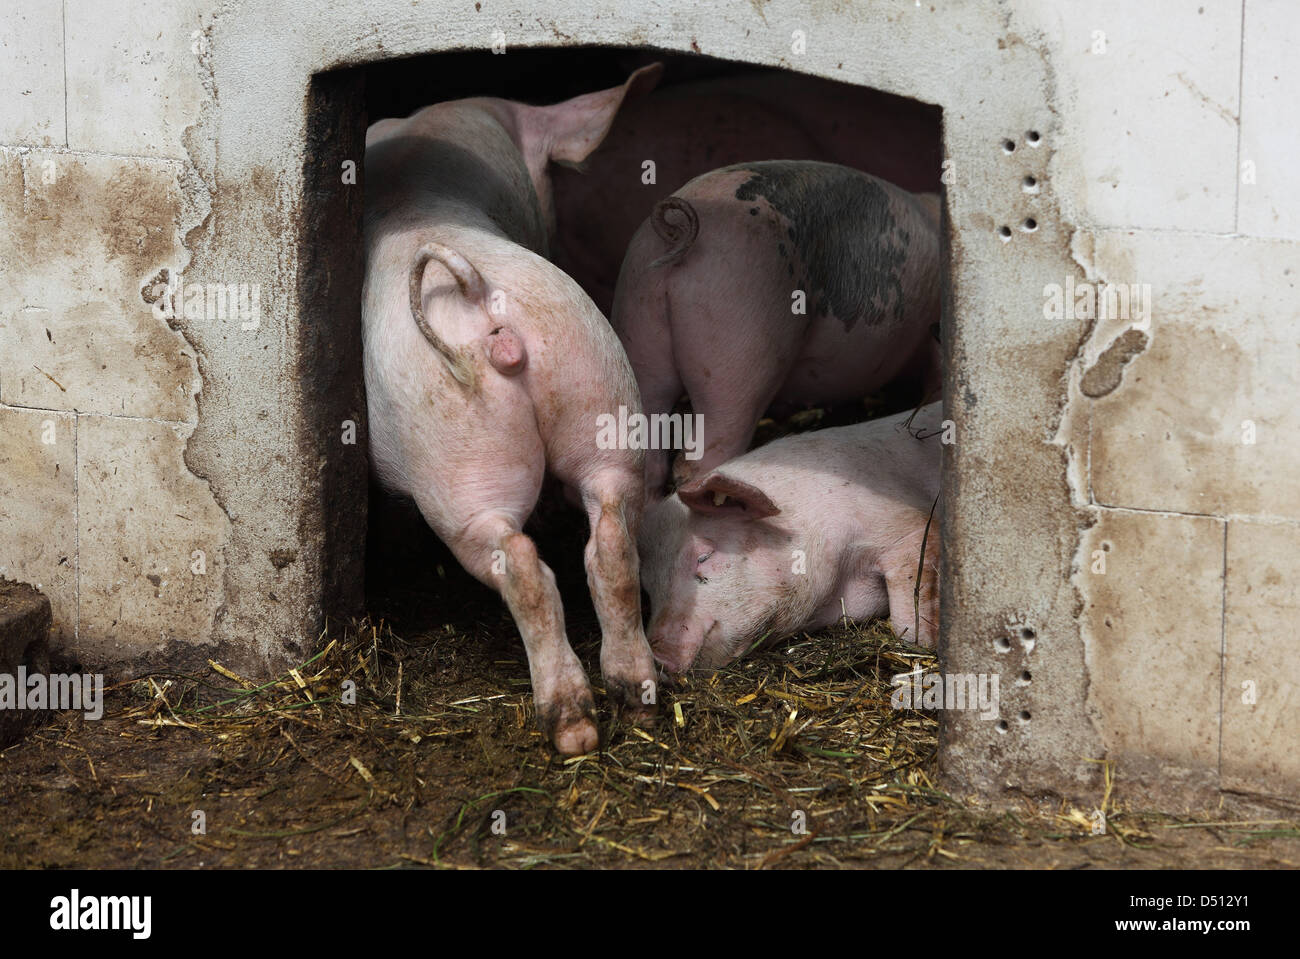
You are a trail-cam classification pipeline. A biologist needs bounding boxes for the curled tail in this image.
[409,244,528,386]
[648,196,699,268]
[407,243,486,389]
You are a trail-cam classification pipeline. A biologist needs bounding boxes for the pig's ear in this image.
[678,472,780,520]
[525,62,663,168]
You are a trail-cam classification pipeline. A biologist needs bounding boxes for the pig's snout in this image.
[648,619,711,675]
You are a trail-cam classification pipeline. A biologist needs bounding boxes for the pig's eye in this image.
[696,551,712,564]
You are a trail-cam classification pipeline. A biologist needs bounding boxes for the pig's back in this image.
[364,106,548,256]
[675,161,939,405]
[551,73,940,310]
[684,160,938,328]
[736,405,942,515]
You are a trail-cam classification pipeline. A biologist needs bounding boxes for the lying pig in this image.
[552,70,941,313]
[611,160,941,495]
[362,66,661,755]
[640,404,942,674]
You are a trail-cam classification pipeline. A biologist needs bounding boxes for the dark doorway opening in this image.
[357,46,942,633]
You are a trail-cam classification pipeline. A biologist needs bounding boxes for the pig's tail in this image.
[408,243,483,389]
[649,197,699,268]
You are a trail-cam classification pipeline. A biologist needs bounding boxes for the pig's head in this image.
[474,63,662,246]
[640,471,820,674]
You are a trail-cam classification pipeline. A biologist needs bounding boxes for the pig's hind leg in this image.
[443,506,600,756]
[613,292,683,497]
[676,358,789,484]
[579,468,659,724]
[666,289,797,484]
[635,360,685,499]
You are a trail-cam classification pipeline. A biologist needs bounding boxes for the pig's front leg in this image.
[450,510,600,755]
[580,469,658,723]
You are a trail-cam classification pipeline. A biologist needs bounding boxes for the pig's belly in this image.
[771,312,918,411]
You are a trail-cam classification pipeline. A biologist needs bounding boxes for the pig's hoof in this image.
[603,675,660,726]
[537,700,600,756]
[626,705,658,728]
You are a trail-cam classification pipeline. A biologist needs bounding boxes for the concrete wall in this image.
[1022,0,1300,809]
[0,0,367,677]
[0,0,1294,808]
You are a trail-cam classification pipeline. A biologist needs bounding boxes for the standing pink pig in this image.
[363,66,660,755]
[639,404,943,674]
[552,70,940,313]
[611,160,941,496]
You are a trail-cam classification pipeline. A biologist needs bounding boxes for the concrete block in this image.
[0,2,65,146]
[1038,1,1240,231]
[1086,229,1300,520]
[64,0,210,159]
[1080,508,1224,775]
[0,406,76,644]
[75,414,229,665]
[1239,0,1300,239]
[0,149,197,422]
[1222,519,1300,798]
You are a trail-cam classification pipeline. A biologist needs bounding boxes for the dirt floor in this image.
[2,501,1298,869]
[2,403,1295,870]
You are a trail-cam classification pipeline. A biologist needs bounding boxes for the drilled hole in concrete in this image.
[1019,710,1032,722]
[995,636,1012,652]
[996,720,1009,733]
[1022,174,1039,192]
[1021,217,1038,232]
[1001,138,1016,153]
[1025,129,1042,146]
[1021,670,1032,682]
[1019,626,1037,653]
[998,225,1012,242]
